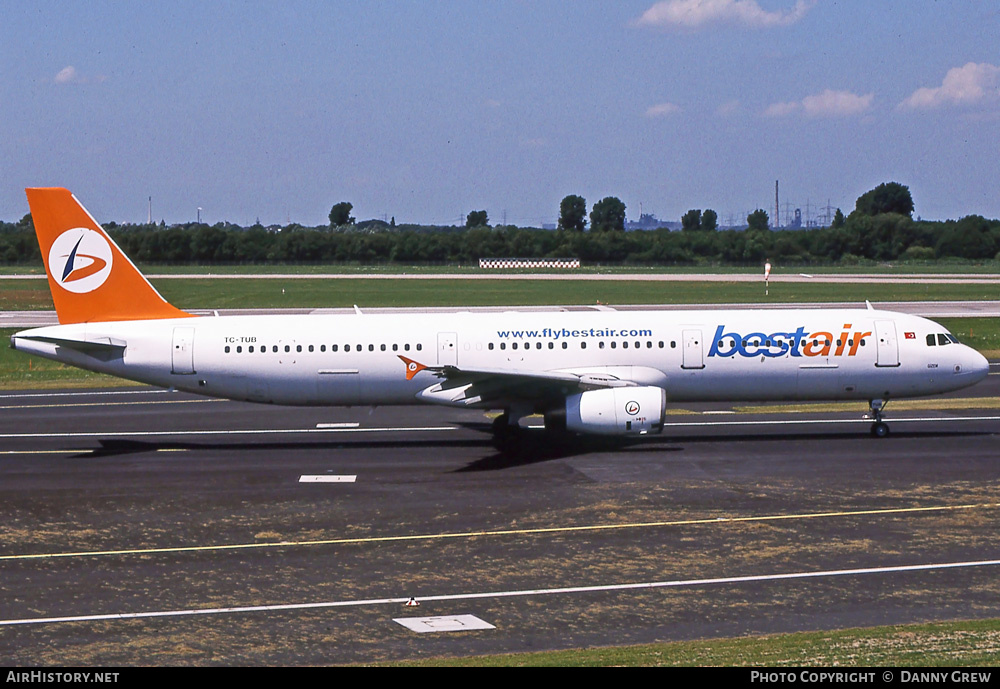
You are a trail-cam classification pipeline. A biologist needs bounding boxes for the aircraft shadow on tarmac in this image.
[63,424,994,472]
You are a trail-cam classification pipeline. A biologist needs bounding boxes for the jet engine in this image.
[565,386,666,436]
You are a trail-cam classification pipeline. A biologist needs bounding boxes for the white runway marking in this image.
[315,422,360,428]
[663,415,1000,429]
[299,475,356,483]
[393,615,495,633]
[4,557,1000,628]
[0,426,456,439]
[0,399,222,410]
[0,389,167,399]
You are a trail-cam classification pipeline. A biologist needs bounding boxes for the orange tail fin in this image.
[25,188,193,324]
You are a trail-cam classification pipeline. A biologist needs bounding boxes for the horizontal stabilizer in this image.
[13,334,126,361]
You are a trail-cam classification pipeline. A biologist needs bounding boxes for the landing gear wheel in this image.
[870,421,890,438]
[867,399,889,438]
[492,412,521,452]
[492,413,510,434]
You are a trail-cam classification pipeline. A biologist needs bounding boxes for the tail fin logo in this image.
[47,228,113,294]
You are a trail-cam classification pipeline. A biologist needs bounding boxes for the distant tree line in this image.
[1,183,997,266]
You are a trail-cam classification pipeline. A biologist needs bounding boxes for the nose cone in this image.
[958,346,990,385]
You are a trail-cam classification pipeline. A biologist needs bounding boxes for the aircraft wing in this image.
[400,355,640,408]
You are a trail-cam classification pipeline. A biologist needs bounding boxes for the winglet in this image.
[25,188,193,324]
[398,355,427,380]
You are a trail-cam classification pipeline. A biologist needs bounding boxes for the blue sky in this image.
[2,1,998,227]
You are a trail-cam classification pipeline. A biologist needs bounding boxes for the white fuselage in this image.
[11,307,989,409]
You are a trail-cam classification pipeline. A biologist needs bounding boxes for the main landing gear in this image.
[491,406,568,452]
[492,407,531,452]
[867,399,889,437]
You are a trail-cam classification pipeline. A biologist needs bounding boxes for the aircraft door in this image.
[171,327,195,374]
[437,332,458,366]
[681,329,705,370]
[874,320,900,367]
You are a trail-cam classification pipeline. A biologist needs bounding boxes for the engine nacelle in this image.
[565,386,666,436]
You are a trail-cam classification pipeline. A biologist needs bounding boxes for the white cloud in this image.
[715,99,741,116]
[763,100,800,117]
[765,89,873,117]
[900,62,1000,110]
[52,66,106,85]
[54,66,79,84]
[645,102,681,117]
[636,0,813,30]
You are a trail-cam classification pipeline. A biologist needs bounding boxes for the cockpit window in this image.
[926,334,936,347]
[937,333,950,346]
[947,334,960,344]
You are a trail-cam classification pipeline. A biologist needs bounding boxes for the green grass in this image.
[381,618,1000,666]
[2,276,1000,311]
[938,318,1000,358]
[159,279,1000,310]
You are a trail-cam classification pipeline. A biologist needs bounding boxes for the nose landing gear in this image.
[867,398,889,437]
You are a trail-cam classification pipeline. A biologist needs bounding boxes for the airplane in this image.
[10,187,990,447]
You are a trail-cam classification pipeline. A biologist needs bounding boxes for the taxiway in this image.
[1,375,999,664]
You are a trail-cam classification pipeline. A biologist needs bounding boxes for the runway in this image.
[2,376,1000,664]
